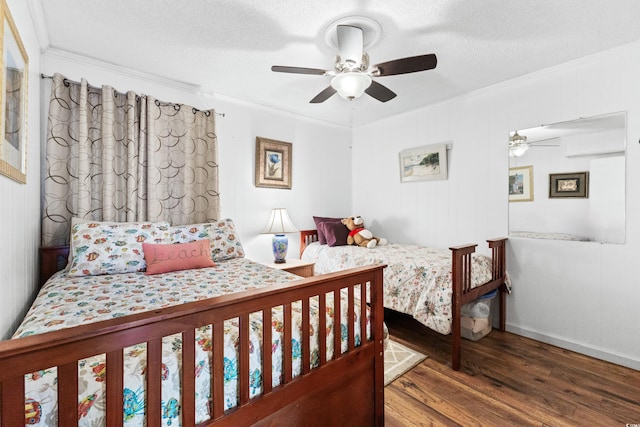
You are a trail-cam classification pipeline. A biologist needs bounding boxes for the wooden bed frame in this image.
[300,230,508,371]
[0,247,386,426]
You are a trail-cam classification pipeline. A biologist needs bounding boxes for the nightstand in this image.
[264,259,315,278]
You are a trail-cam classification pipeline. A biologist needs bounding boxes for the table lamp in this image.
[261,208,298,263]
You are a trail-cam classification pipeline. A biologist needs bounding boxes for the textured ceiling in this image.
[35,0,640,127]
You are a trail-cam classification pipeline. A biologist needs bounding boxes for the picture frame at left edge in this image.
[0,0,29,184]
[255,137,292,189]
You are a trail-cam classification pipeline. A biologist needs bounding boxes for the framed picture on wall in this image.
[0,1,29,184]
[399,143,448,182]
[255,137,292,189]
[509,166,533,202]
[549,171,589,198]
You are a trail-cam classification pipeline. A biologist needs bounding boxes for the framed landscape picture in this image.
[509,166,533,202]
[399,143,448,182]
[549,171,589,198]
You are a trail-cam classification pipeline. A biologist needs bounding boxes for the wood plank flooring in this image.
[384,309,640,426]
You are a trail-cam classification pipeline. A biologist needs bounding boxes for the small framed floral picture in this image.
[255,137,292,189]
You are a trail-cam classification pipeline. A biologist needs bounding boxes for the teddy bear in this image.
[341,216,387,249]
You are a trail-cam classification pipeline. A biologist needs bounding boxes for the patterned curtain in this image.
[42,73,220,246]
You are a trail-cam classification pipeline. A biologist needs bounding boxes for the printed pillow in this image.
[207,219,245,261]
[322,221,349,247]
[143,239,215,275]
[169,223,213,243]
[66,217,173,267]
[313,216,343,245]
[67,221,170,277]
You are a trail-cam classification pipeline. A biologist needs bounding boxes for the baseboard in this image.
[506,324,640,371]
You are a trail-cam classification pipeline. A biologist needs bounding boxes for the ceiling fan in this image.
[271,24,437,103]
[509,131,560,157]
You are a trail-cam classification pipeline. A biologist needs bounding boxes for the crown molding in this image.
[26,0,49,52]
[42,47,203,93]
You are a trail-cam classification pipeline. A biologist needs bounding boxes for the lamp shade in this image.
[261,208,298,234]
[262,208,298,264]
[331,72,372,100]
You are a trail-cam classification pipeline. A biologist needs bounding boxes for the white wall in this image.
[352,41,640,369]
[0,0,42,339]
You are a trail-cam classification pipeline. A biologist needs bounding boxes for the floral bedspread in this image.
[14,258,368,426]
[302,242,492,335]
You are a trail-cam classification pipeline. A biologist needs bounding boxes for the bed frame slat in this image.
[348,285,355,351]
[302,297,311,374]
[212,321,225,419]
[262,308,273,395]
[283,302,293,383]
[182,329,196,425]
[146,338,162,425]
[319,293,327,366]
[360,283,367,347]
[58,362,79,425]
[239,313,250,405]
[333,289,341,359]
[106,349,124,427]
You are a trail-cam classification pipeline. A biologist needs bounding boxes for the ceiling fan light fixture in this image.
[509,131,529,157]
[331,72,372,100]
[509,144,529,157]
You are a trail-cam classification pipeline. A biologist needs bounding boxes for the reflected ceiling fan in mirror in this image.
[509,131,559,157]
[271,22,437,103]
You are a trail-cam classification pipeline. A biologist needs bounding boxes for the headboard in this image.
[299,230,318,257]
[40,246,70,287]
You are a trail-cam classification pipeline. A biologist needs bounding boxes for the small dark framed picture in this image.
[549,172,589,198]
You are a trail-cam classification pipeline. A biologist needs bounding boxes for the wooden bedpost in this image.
[449,243,477,371]
[40,246,70,287]
[487,238,508,331]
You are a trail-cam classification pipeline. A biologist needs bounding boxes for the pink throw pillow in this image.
[143,239,215,275]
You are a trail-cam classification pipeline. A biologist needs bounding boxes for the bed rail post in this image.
[40,246,70,287]
[487,238,508,331]
[299,230,318,257]
[449,243,477,371]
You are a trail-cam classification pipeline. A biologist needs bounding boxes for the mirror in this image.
[509,112,626,244]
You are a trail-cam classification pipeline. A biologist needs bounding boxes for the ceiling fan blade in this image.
[374,54,438,76]
[365,80,397,102]
[528,137,561,145]
[309,86,337,103]
[271,66,327,75]
[337,25,363,68]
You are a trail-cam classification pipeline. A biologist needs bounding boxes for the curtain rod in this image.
[41,73,225,117]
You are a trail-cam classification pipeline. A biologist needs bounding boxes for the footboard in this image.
[450,237,507,370]
[0,265,386,426]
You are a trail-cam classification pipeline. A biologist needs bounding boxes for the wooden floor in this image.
[384,309,640,426]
